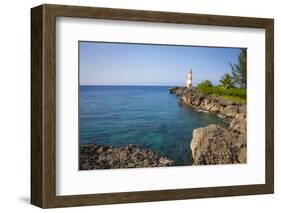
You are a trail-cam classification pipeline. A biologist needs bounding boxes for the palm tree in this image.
[219,74,235,89]
[230,49,247,88]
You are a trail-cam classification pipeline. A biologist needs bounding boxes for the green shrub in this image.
[196,86,246,99]
[196,80,213,90]
[223,96,246,104]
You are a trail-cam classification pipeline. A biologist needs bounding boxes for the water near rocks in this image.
[80,86,227,166]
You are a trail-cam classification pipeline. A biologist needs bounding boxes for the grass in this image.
[195,86,246,105]
[210,93,246,104]
[221,95,246,104]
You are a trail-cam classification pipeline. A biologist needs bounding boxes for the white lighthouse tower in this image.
[186,68,192,89]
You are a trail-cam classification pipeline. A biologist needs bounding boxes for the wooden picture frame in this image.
[31,4,274,208]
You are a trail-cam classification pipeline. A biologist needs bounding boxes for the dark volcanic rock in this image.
[79,144,175,170]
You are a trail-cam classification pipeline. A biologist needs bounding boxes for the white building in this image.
[186,68,192,89]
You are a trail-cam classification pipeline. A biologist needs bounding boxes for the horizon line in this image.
[80,84,181,87]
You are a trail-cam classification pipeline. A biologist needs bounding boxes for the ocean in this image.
[79,85,226,166]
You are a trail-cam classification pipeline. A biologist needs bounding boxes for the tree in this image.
[230,49,247,88]
[219,74,235,89]
[196,80,213,89]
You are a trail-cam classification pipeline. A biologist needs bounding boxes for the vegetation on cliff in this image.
[196,84,246,104]
[195,49,247,104]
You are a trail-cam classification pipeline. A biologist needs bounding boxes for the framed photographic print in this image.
[31,4,274,208]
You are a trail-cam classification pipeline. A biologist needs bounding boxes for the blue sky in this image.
[79,41,241,86]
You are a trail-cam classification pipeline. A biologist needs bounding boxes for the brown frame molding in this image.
[31,4,274,208]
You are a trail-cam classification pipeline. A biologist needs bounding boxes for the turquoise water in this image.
[79,86,226,166]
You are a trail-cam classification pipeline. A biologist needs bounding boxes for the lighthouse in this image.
[186,68,192,89]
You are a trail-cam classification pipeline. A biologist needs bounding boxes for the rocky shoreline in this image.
[79,87,246,170]
[79,143,175,170]
[169,87,246,122]
[169,87,247,165]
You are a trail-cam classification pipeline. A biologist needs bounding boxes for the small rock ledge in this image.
[80,144,175,170]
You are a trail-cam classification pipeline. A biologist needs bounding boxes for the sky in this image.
[79,41,242,86]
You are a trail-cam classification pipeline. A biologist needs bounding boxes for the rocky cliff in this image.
[170,87,247,165]
[169,87,245,122]
[80,144,175,170]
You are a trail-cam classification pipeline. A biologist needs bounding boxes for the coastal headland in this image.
[79,87,246,170]
[169,87,247,165]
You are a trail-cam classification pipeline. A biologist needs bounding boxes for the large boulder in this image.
[238,105,247,114]
[201,102,221,113]
[221,105,240,118]
[230,113,247,135]
[190,124,246,165]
